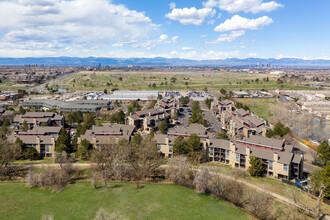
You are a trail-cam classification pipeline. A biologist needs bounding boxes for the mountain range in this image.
[0,57,330,67]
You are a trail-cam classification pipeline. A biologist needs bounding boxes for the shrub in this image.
[24,147,39,160]
[208,175,226,198]
[25,168,38,187]
[165,156,194,187]
[193,166,211,194]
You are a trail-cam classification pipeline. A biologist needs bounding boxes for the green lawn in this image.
[54,71,314,91]
[234,98,279,120]
[0,182,250,220]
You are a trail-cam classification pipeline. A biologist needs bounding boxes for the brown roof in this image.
[168,124,207,137]
[235,143,294,164]
[8,134,59,145]
[239,136,285,151]
[208,139,231,150]
[236,108,249,116]
[23,112,55,118]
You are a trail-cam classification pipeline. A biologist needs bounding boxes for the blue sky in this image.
[0,0,329,59]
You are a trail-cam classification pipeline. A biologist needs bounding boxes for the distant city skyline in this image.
[0,0,329,60]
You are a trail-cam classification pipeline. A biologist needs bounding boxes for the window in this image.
[269,161,273,170]
[169,145,173,153]
[226,151,230,159]
[45,145,50,152]
[210,147,214,155]
[283,164,288,173]
[236,153,240,162]
[157,144,161,151]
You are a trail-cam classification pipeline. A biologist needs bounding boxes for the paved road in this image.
[32,72,78,91]
[203,110,223,133]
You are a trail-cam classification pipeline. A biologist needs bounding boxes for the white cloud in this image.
[202,0,283,14]
[113,34,179,50]
[207,30,245,44]
[214,15,273,32]
[169,2,176,9]
[201,34,207,38]
[202,0,218,8]
[182,47,193,51]
[165,7,216,25]
[0,0,161,54]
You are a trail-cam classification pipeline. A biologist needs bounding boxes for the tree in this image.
[165,156,194,187]
[103,89,107,94]
[40,122,48,127]
[317,141,330,162]
[205,98,213,109]
[91,138,126,187]
[21,120,28,132]
[265,129,274,138]
[77,139,92,159]
[83,113,95,129]
[216,130,229,140]
[220,88,226,95]
[187,134,200,152]
[56,128,70,152]
[123,136,163,189]
[55,144,68,153]
[173,136,189,155]
[273,122,290,137]
[179,96,190,106]
[159,120,168,134]
[0,138,24,179]
[24,147,39,160]
[19,106,26,115]
[248,156,265,177]
[309,162,330,219]
[131,133,142,147]
[193,166,210,194]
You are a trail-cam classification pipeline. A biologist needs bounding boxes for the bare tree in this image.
[25,167,38,187]
[246,191,278,220]
[193,166,210,194]
[91,138,127,187]
[208,175,226,198]
[123,136,163,189]
[0,139,25,180]
[224,179,245,207]
[91,172,97,189]
[165,156,194,187]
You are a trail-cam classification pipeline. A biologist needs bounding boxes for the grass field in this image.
[233,98,279,120]
[0,182,250,220]
[53,71,313,91]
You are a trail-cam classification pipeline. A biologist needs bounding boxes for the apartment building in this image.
[78,124,135,148]
[8,126,61,158]
[13,112,64,129]
[203,136,304,180]
[126,108,167,133]
[213,99,268,138]
[167,124,209,139]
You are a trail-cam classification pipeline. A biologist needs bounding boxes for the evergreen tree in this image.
[173,135,189,155]
[248,156,265,177]
[317,141,330,162]
[56,128,70,152]
[187,134,201,152]
[21,120,28,132]
[78,139,92,159]
[159,120,168,134]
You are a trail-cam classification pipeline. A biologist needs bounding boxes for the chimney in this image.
[246,146,251,155]
[273,152,279,162]
[165,137,169,145]
[230,142,236,152]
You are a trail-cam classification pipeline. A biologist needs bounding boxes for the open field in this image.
[53,71,314,91]
[233,98,279,120]
[0,182,250,220]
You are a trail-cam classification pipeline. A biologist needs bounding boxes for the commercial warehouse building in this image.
[100,90,159,101]
[20,99,110,113]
